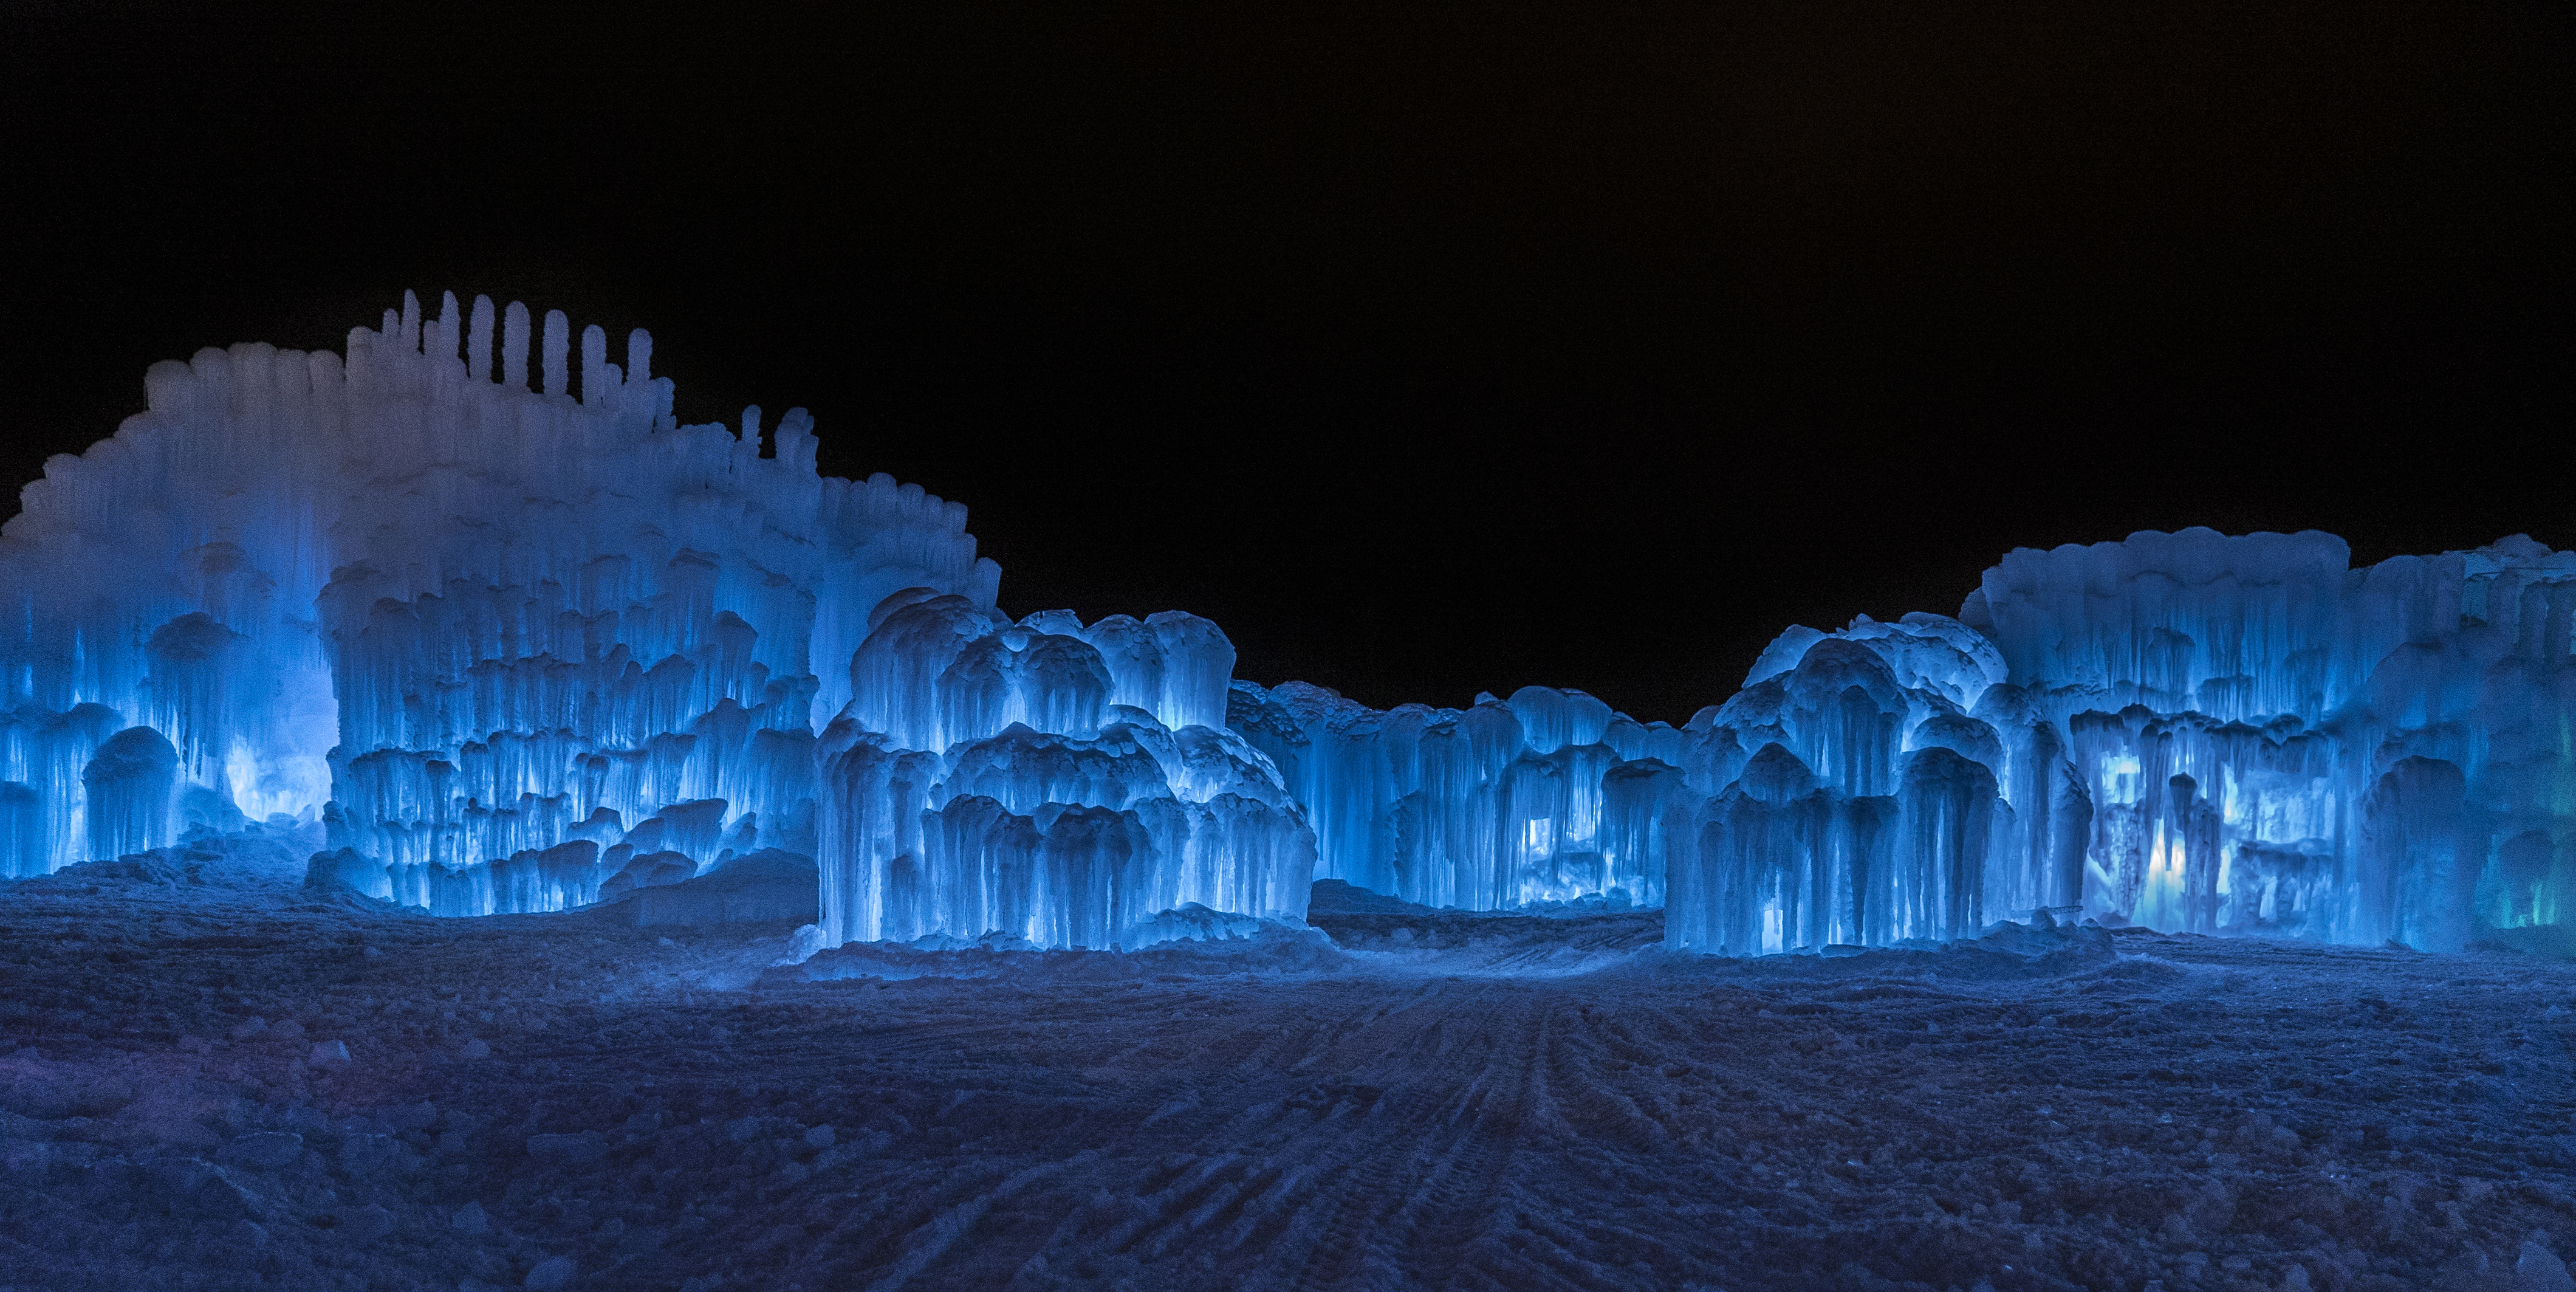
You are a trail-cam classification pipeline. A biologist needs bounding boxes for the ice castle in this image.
[4,292,2568,955]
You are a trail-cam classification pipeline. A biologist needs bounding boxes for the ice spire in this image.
[541,308,569,397]
[502,300,530,391]
[468,295,496,383]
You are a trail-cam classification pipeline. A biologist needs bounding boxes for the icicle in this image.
[469,295,496,383]
[581,324,608,408]
[437,290,462,360]
[502,301,531,391]
[542,310,569,398]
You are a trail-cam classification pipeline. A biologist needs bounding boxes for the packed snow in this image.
[5,833,2575,1290]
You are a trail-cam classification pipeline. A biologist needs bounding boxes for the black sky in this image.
[4,1,2569,724]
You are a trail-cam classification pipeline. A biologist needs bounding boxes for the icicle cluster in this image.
[16,294,2573,958]
[0,290,998,905]
[1949,529,2576,952]
[816,594,1315,949]
[1657,615,2057,951]
[1233,528,2576,956]
[1660,529,2576,954]
[1225,682,1695,909]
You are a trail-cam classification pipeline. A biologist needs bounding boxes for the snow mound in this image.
[581,849,820,928]
[1305,901,1665,976]
[1301,879,1434,917]
[7,820,323,896]
[773,916,1345,983]
[1636,913,2124,984]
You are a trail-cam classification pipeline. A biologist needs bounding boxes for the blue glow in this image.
[7,294,2570,958]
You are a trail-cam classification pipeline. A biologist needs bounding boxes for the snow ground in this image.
[3,839,2574,1292]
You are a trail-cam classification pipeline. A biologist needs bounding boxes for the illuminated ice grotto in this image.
[5,289,2571,960]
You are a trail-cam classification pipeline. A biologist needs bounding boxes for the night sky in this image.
[6,2,2568,725]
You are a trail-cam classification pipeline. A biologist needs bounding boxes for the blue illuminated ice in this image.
[0,295,962,882]
[1225,681,1692,910]
[0,290,1309,947]
[1662,529,2576,953]
[817,594,1313,949]
[1954,529,2576,951]
[8,293,2571,959]
[1228,532,2576,955]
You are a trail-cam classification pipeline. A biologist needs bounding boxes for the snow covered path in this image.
[4,846,2574,1291]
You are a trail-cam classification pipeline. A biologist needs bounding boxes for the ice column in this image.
[81,727,178,862]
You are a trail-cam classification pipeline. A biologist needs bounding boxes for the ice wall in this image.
[19,297,2570,958]
[1952,529,2576,950]
[1247,528,2569,958]
[1225,681,1693,910]
[0,290,999,906]
[817,594,1315,948]
[1227,613,2033,928]
[1665,528,2576,954]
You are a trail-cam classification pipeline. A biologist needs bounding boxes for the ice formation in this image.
[1660,615,2075,952]
[0,289,1310,946]
[0,292,1001,898]
[815,596,1315,949]
[1230,531,2576,955]
[1956,529,2576,950]
[1226,682,1692,910]
[10,295,2570,958]
[1658,529,2576,954]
